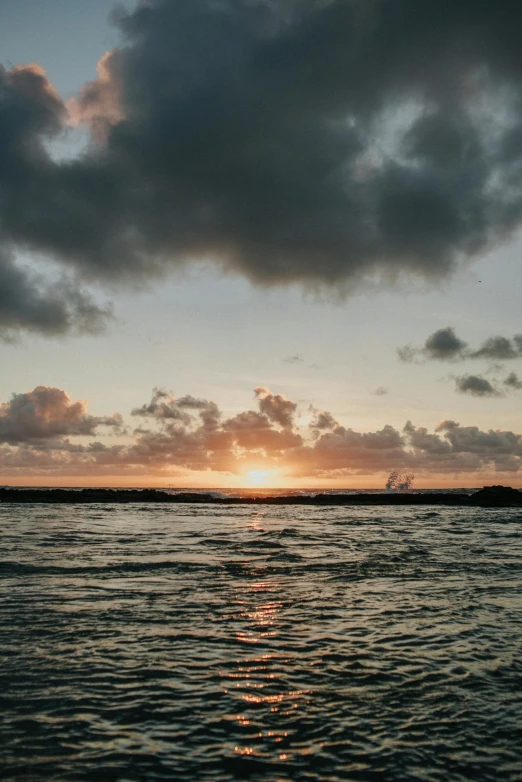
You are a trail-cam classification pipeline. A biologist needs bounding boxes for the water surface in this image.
[1,503,521,780]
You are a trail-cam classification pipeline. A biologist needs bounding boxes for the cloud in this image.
[504,371,522,390]
[396,345,420,364]
[294,424,407,475]
[67,51,123,142]
[398,327,468,363]
[403,421,451,455]
[435,420,522,460]
[399,331,522,395]
[455,374,500,397]
[0,386,123,444]
[6,1,522,334]
[2,383,522,480]
[309,409,338,437]
[132,388,221,430]
[374,386,389,396]
[398,328,522,366]
[131,387,192,423]
[283,354,304,364]
[254,387,297,429]
[424,328,468,361]
[0,250,111,341]
[0,386,522,484]
[224,409,302,452]
[470,335,522,360]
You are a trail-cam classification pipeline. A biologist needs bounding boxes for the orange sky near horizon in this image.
[1,471,512,490]
[1,385,522,490]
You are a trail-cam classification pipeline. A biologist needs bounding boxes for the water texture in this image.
[1,503,521,781]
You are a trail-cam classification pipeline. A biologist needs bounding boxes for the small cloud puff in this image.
[504,371,522,390]
[455,375,500,397]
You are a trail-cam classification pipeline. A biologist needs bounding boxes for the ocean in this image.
[1,501,521,781]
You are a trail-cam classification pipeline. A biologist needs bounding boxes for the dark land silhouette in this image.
[0,485,520,507]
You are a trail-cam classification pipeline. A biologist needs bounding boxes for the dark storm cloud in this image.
[64,0,522,285]
[5,0,522,335]
[0,63,111,338]
[455,374,500,397]
[0,249,111,340]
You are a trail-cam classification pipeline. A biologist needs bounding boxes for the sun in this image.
[245,469,279,487]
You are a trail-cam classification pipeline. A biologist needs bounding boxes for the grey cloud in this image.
[435,420,522,457]
[504,371,522,390]
[470,335,522,360]
[309,409,338,434]
[131,388,192,423]
[6,0,522,332]
[176,396,221,430]
[424,328,468,361]
[0,250,111,340]
[396,345,420,364]
[254,386,297,429]
[399,328,522,365]
[283,354,304,364]
[293,423,408,475]
[402,419,522,472]
[131,389,220,429]
[403,421,451,455]
[0,386,123,444]
[374,386,389,396]
[398,327,467,363]
[455,374,500,397]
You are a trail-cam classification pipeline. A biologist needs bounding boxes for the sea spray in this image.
[385,470,414,492]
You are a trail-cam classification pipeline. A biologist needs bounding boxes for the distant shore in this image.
[0,486,521,507]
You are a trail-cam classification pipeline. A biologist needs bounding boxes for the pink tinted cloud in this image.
[1,385,522,483]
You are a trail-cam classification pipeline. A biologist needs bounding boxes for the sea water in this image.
[1,503,521,781]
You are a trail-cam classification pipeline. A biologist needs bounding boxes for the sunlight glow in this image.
[246,469,279,487]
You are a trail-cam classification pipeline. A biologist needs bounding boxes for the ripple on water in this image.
[0,503,521,781]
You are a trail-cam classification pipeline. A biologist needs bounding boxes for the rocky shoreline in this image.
[0,485,520,507]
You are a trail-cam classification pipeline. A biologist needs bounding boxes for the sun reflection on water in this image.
[219,564,314,767]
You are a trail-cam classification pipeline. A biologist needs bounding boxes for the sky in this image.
[1,0,522,488]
